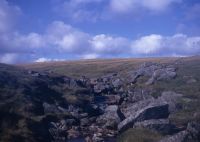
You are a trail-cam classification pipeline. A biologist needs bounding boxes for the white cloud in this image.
[0,0,21,33]
[53,0,103,22]
[1,18,200,63]
[35,58,65,63]
[0,53,18,64]
[132,34,163,54]
[53,0,182,22]
[14,33,45,48]
[90,34,131,54]
[81,53,99,59]
[131,34,200,56]
[110,0,182,13]
[45,21,91,53]
[0,0,199,63]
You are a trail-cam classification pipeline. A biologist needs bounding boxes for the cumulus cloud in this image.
[0,53,18,64]
[1,19,200,63]
[0,0,21,33]
[90,34,131,55]
[53,0,104,22]
[81,53,99,59]
[132,34,163,55]
[35,58,65,63]
[131,34,200,56]
[110,0,182,13]
[53,0,182,22]
[46,21,90,53]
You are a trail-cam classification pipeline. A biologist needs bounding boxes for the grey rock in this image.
[121,98,156,118]
[128,62,176,85]
[105,95,121,105]
[128,88,154,103]
[49,120,68,142]
[158,91,183,113]
[43,102,61,114]
[80,118,90,126]
[112,78,123,88]
[97,105,124,129]
[118,102,169,132]
[146,67,176,85]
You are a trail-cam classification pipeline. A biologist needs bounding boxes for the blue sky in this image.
[0,0,200,63]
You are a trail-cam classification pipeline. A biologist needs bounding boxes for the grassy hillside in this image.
[21,56,200,141]
[1,56,200,142]
[21,57,182,78]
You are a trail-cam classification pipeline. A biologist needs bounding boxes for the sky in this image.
[0,0,200,63]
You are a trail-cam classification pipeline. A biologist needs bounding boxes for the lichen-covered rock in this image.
[128,88,154,103]
[118,102,169,132]
[146,67,176,85]
[158,91,183,113]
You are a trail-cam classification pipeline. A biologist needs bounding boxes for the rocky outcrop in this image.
[128,62,177,85]
[4,61,197,142]
[90,73,123,94]
[146,67,176,85]
[159,122,200,142]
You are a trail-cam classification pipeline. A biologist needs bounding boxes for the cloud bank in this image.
[0,0,200,63]
[1,20,200,63]
[54,0,182,21]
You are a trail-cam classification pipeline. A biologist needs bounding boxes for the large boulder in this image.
[121,98,157,118]
[146,67,176,85]
[127,62,176,85]
[118,102,169,132]
[158,91,183,113]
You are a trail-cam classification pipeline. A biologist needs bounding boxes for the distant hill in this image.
[0,56,200,142]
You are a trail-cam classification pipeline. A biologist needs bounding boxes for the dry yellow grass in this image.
[20,57,181,78]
